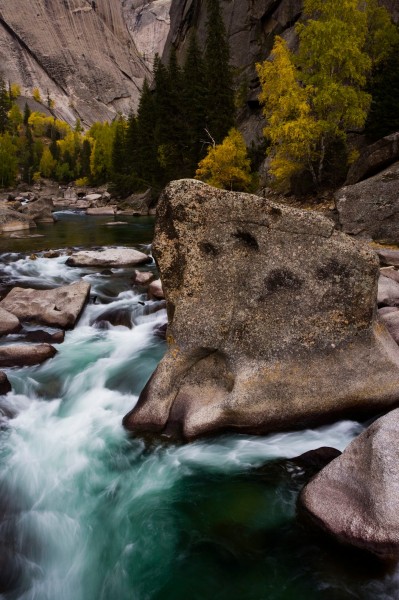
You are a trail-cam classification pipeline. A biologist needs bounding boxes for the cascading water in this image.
[0,213,398,600]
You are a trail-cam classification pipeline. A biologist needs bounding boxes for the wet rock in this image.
[377,249,399,267]
[153,322,167,340]
[43,250,61,259]
[0,344,57,367]
[132,270,154,286]
[0,372,11,395]
[23,330,65,344]
[299,409,399,560]
[148,279,164,300]
[0,308,21,337]
[377,275,399,306]
[336,163,399,243]
[105,221,128,226]
[0,281,91,329]
[66,248,151,268]
[91,308,132,329]
[124,179,399,441]
[291,447,342,476]
[118,189,153,215]
[346,132,399,185]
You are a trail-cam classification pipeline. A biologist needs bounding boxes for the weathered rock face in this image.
[336,163,399,244]
[20,197,54,223]
[66,248,151,268]
[0,206,34,233]
[345,132,399,186]
[0,281,91,329]
[0,0,149,125]
[123,179,399,440]
[299,408,399,560]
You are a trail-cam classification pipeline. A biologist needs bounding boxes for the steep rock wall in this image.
[0,0,150,125]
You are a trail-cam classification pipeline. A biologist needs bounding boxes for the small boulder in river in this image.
[123,179,399,441]
[20,197,54,223]
[0,308,21,337]
[66,248,151,268]
[148,279,164,300]
[0,372,11,395]
[0,344,57,367]
[132,270,154,286]
[299,409,399,560]
[0,281,91,329]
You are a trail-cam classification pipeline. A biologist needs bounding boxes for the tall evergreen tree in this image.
[183,31,207,174]
[136,78,159,188]
[204,0,235,144]
[0,76,10,134]
[111,117,128,177]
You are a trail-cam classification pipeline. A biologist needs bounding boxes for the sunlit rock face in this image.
[0,0,149,125]
[123,179,399,441]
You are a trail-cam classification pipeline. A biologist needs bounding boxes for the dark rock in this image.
[23,330,65,344]
[0,281,91,329]
[299,409,399,560]
[123,179,399,441]
[0,344,57,367]
[336,163,399,243]
[132,270,154,286]
[118,189,153,215]
[43,250,60,259]
[91,308,132,329]
[346,132,399,185]
[153,322,167,340]
[0,372,11,395]
[0,308,21,337]
[291,447,342,475]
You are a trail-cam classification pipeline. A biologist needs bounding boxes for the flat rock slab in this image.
[0,344,57,367]
[0,281,91,329]
[66,249,151,268]
[299,408,399,560]
[0,308,21,337]
[123,179,399,441]
[86,207,117,216]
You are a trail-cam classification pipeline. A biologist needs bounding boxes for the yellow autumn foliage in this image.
[195,128,252,191]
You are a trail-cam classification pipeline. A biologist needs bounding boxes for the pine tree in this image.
[136,78,159,188]
[111,117,128,177]
[23,102,31,126]
[0,76,10,134]
[183,31,207,174]
[204,0,235,144]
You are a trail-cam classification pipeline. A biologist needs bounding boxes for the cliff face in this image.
[0,0,150,125]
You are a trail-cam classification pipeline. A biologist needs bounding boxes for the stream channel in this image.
[0,211,397,600]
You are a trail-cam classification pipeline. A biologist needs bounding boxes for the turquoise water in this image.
[0,214,397,599]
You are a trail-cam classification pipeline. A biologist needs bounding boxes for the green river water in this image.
[0,211,396,600]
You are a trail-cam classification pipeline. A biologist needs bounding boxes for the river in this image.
[0,212,397,599]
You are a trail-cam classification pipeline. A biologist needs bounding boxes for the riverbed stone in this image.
[132,270,154,286]
[20,197,54,223]
[377,275,399,306]
[0,344,57,367]
[66,248,151,268]
[0,308,21,337]
[0,281,91,329]
[299,408,399,560]
[123,179,399,441]
[0,371,11,395]
[148,279,164,300]
[86,206,117,216]
[0,207,34,233]
[377,249,399,267]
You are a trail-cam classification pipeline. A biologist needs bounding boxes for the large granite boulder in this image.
[0,207,34,233]
[66,248,151,268]
[20,197,54,223]
[345,132,399,185]
[123,179,399,440]
[0,281,90,329]
[335,163,399,243]
[299,409,399,560]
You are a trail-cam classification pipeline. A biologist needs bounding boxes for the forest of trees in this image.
[0,0,399,195]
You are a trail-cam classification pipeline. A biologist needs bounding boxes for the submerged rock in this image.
[0,344,57,367]
[0,281,91,329]
[0,308,21,337]
[0,372,11,395]
[123,179,399,440]
[299,409,399,560]
[66,248,151,268]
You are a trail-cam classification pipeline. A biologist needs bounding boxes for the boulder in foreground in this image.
[0,308,21,337]
[0,344,57,367]
[66,248,151,268]
[0,281,91,329]
[124,180,399,440]
[299,409,399,560]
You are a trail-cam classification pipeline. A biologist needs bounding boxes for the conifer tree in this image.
[204,0,235,144]
[0,133,18,187]
[136,78,158,188]
[0,76,10,134]
[183,31,207,174]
